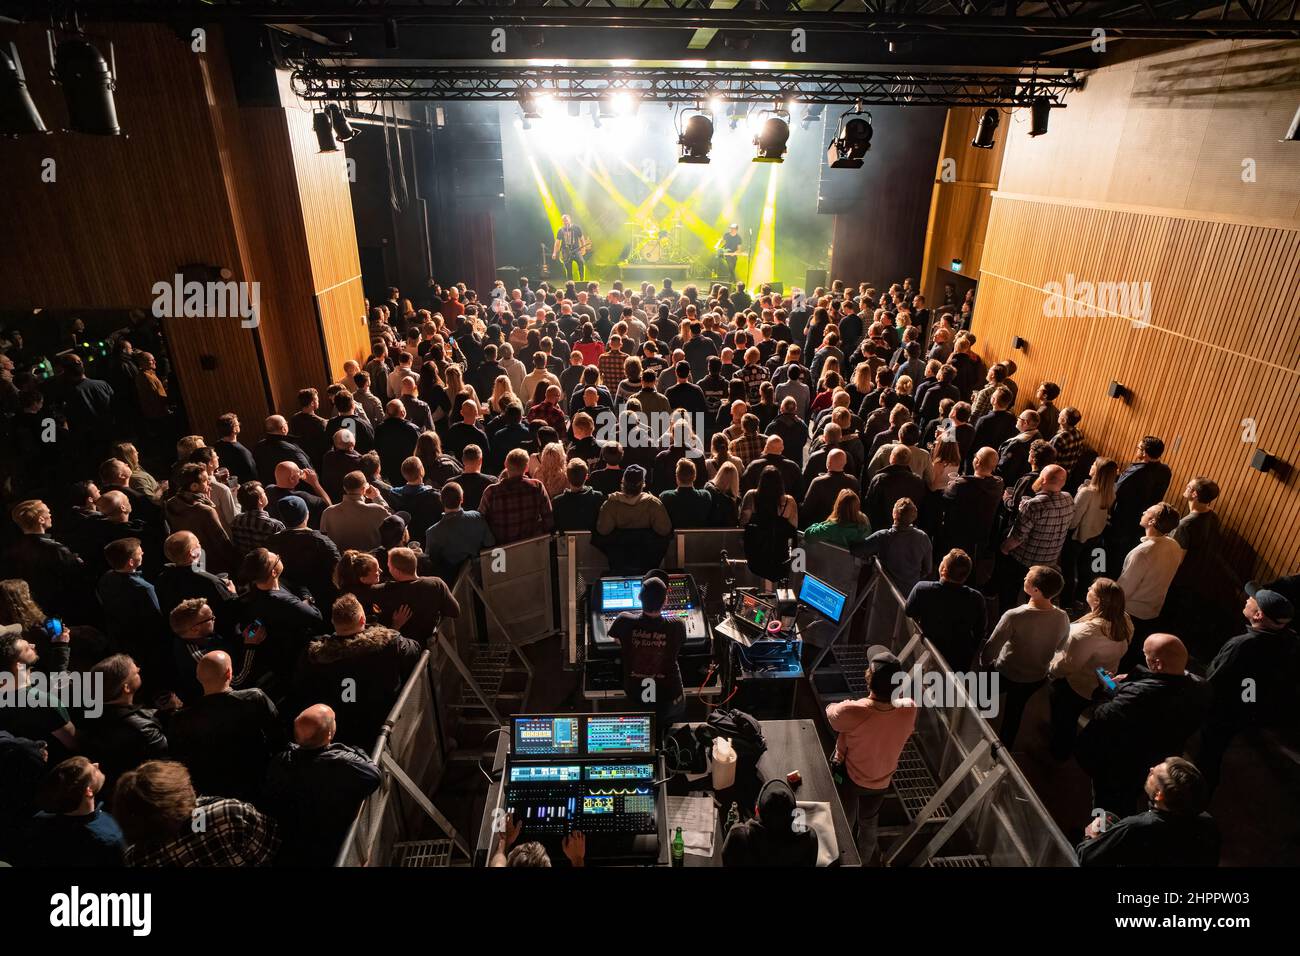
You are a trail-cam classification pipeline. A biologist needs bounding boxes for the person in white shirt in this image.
[320,471,392,552]
[1116,502,1184,670]
[1046,577,1133,759]
[1062,456,1118,605]
[980,564,1070,749]
[498,343,527,397]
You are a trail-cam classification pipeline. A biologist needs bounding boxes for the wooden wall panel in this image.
[975,195,1300,583]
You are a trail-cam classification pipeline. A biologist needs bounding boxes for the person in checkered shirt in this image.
[997,464,1074,611]
[115,760,279,866]
[735,345,769,405]
[1049,406,1087,474]
[728,413,765,467]
[479,448,555,545]
[527,384,570,435]
[598,334,629,392]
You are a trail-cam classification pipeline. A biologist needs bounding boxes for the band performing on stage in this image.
[552,212,745,285]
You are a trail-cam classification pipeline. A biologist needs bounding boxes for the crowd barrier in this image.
[336,534,1076,867]
[811,559,1078,868]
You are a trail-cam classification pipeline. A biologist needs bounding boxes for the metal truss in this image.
[290,63,1086,105]
[17,1,1300,40]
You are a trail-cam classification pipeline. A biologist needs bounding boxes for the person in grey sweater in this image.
[854,497,933,599]
[980,565,1070,749]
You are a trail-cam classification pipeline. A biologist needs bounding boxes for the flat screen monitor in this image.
[585,715,654,755]
[599,577,643,612]
[799,572,847,624]
[513,715,581,756]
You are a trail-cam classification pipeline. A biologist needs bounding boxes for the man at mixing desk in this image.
[608,575,687,725]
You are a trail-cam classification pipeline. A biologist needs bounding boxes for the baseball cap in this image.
[380,512,410,548]
[1245,582,1295,622]
[275,494,309,526]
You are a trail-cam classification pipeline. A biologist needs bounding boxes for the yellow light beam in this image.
[750,164,779,287]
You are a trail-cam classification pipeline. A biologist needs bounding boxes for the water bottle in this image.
[724,801,741,834]
[830,756,846,786]
[671,826,684,867]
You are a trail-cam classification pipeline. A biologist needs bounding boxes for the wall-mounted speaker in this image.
[1012,336,1027,350]
[1250,450,1277,473]
[1107,381,1128,400]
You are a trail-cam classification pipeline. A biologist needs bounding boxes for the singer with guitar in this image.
[715,222,743,283]
[552,213,592,281]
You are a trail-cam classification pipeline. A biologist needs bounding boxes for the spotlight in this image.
[327,104,358,142]
[1029,96,1051,137]
[1281,104,1300,142]
[800,104,824,130]
[51,34,121,135]
[520,93,542,119]
[313,109,338,152]
[972,107,999,149]
[709,95,725,115]
[753,115,789,163]
[678,111,713,164]
[827,109,872,168]
[609,91,635,116]
[0,43,49,135]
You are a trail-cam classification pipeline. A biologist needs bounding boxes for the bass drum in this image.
[642,241,662,263]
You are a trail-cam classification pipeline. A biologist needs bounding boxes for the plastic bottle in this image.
[671,826,684,866]
[724,801,740,834]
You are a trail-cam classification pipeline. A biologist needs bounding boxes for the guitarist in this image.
[716,222,743,283]
[552,213,590,281]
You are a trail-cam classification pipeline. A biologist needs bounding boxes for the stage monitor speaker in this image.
[805,269,828,292]
[496,266,520,289]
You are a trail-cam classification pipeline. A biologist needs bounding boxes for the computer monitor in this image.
[513,715,581,756]
[799,572,847,624]
[599,577,643,612]
[735,591,777,632]
[585,715,654,755]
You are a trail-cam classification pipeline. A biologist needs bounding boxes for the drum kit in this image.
[626,214,684,263]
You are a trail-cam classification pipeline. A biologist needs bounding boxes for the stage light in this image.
[327,104,358,142]
[753,116,788,163]
[1029,96,1051,137]
[678,112,713,164]
[51,35,120,135]
[1281,104,1300,142]
[709,95,725,115]
[971,107,999,149]
[800,104,824,130]
[520,93,543,119]
[609,91,635,116]
[0,44,48,135]
[313,109,338,152]
[827,109,872,168]
[727,101,747,131]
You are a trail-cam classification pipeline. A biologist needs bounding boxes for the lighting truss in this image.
[16,1,1300,40]
[290,65,1085,106]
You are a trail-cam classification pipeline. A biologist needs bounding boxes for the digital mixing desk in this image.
[584,574,717,699]
[496,714,668,864]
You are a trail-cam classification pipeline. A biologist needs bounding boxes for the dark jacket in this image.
[764,412,808,466]
[1112,460,1173,541]
[79,702,169,791]
[1206,626,1299,731]
[552,487,606,534]
[266,528,341,609]
[155,562,238,626]
[741,454,803,499]
[968,410,1017,467]
[800,472,859,530]
[1076,810,1220,867]
[291,626,421,747]
[940,474,1004,557]
[661,486,716,530]
[374,418,421,484]
[905,580,987,670]
[1076,668,1211,800]
[253,436,312,485]
[168,688,285,802]
[263,742,382,866]
[865,464,927,533]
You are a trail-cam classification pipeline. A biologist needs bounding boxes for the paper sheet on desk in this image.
[667,796,717,857]
[796,801,839,867]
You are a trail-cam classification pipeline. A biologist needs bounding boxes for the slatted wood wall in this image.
[972,39,1300,584]
[0,22,369,435]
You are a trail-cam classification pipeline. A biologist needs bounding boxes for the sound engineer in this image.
[489,813,586,867]
[607,575,687,725]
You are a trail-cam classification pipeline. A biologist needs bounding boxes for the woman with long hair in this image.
[1047,577,1133,758]
[894,374,915,412]
[489,375,516,417]
[419,359,452,431]
[531,441,569,498]
[1064,456,1119,603]
[805,489,871,547]
[809,371,841,416]
[705,432,743,480]
[109,441,162,499]
[414,429,462,488]
[705,460,741,527]
[740,465,799,527]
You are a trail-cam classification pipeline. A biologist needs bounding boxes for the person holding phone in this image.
[1045,578,1133,759]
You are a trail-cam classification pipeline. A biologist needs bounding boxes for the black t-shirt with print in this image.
[608,611,685,708]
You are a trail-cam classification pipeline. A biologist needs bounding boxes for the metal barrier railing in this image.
[810,558,1078,868]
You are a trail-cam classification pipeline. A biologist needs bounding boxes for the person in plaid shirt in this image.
[230,481,284,558]
[598,334,629,392]
[1049,406,1086,474]
[735,346,770,404]
[115,760,279,866]
[480,448,555,545]
[728,413,765,467]
[527,384,570,434]
[998,464,1074,610]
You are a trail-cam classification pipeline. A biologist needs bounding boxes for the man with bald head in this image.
[741,434,802,496]
[801,447,861,529]
[253,414,311,485]
[263,704,382,866]
[997,463,1073,611]
[265,459,330,528]
[167,650,284,802]
[1076,633,1212,816]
